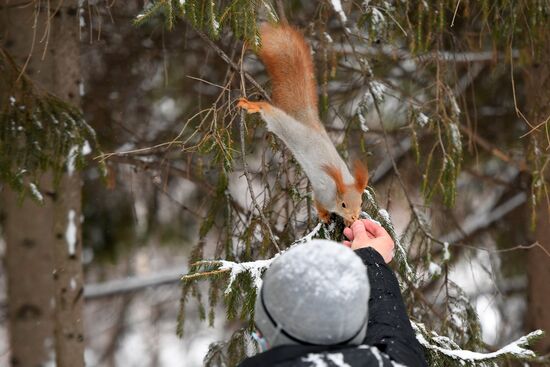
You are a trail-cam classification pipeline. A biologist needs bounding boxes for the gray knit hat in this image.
[254,239,370,347]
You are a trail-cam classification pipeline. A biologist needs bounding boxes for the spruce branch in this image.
[0,48,101,202]
[414,322,545,366]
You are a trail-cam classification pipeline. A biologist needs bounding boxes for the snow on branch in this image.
[362,189,414,281]
[183,186,418,295]
[218,259,273,293]
[413,322,544,365]
[329,0,347,23]
[182,223,323,293]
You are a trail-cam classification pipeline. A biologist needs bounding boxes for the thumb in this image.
[350,220,370,243]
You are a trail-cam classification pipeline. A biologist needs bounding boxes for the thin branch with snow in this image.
[413,322,544,364]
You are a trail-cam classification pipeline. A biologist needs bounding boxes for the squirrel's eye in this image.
[341,202,346,208]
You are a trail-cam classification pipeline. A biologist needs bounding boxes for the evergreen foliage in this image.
[135,0,278,45]
[126,0,550,366]
[0,48,100,203]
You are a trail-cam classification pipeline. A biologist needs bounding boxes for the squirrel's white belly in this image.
[260,106,353,210]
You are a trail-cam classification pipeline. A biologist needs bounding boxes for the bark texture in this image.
[1,176,55,367]
[525,39,550,354]
[1,1,85,366]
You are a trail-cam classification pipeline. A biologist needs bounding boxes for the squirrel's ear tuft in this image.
[353,160,369,192]
[323,164,345,194]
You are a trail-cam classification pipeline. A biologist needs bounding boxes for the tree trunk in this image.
[1,176,55,367]
[525,38,550,354]
[1,2,85,366]
[53,173,85,367]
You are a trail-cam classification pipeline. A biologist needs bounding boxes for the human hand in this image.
[343,219,395,263]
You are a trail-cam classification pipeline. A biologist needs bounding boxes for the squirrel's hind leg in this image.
[314,201,331,224]
[237,98,271,114]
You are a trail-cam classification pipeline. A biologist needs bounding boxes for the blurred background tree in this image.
[0,0,549,366]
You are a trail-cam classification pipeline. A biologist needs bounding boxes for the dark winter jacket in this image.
[238,247,428,367]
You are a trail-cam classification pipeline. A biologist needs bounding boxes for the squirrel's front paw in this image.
[237,98,264,114]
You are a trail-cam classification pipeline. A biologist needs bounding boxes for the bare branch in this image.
[84,268,184,300]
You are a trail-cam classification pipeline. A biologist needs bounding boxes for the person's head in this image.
[253,239,370,349]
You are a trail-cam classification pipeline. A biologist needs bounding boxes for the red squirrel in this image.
[237,24,368,225]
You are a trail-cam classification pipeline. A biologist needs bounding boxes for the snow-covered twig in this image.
[218,259,273,293]
[292,222,323,245]
[184,222,324,293]
[329,0,347,23]
[413,322,543,364]
[80,176,525,303]
[363,189,414,280]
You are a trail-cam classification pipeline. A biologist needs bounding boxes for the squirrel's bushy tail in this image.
[259,23,319,126]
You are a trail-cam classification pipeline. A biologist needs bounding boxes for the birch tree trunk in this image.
[525,38,550,354]
[1,1,85,366]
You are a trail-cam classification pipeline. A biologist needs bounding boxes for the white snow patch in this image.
[79,11,85,28]
[218,259,273,293]
[369,80,386,103]
[443,241,451,261]
[326,353,351,367]
[29,183,44,203]
[449,122,462,151]
[330,0,347,23]
[199,222,323,294]
[375,206,414,279]
[358,110,369,132]
[9,96,16,106]
[450,96,461,116]
[67,145,78,176]
[414,322,542,361]
[416,112,429,127]
[302,353,328,367]
[370,7,386,27]
[65,210,77,256]
[451,313,464,331]
[212,18,220,33]
[82,140,92,155]
[361,211,382,226]
[158,98,180,121]
[293,222,323,244]
[70,277,77,290]
[428,261,441,276]
[67,142,91,175]
[369,347,385,367]
[378,208,391,222]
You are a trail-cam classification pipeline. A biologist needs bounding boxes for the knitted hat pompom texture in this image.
[254,239,370,347]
